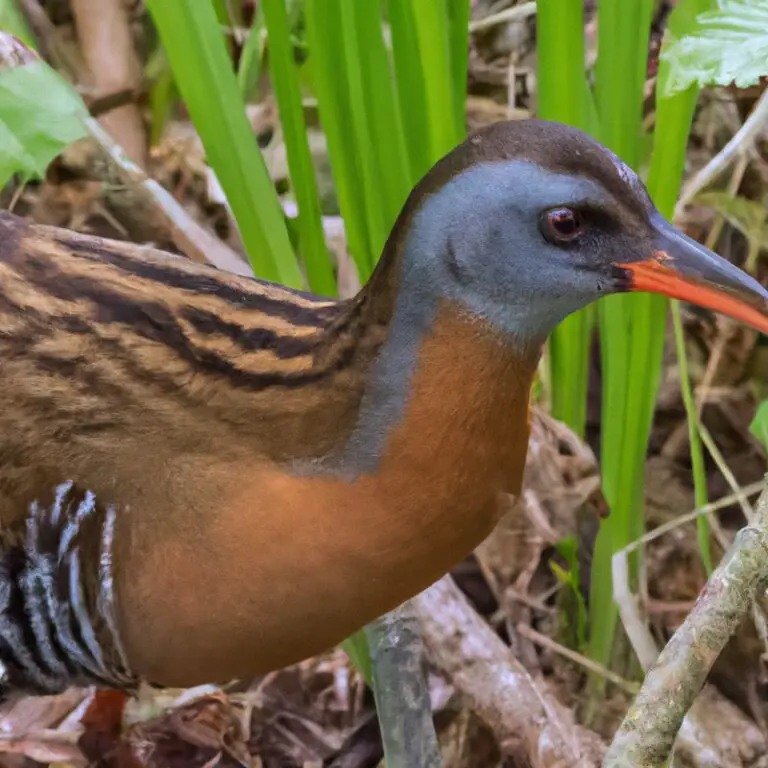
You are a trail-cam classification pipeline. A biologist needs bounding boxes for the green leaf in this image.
[660,0,768,96]
[341,630,373,687]
[0,36,88,188]
[552,536,588,650]
[0,0,34,47]
[750,400,768,452]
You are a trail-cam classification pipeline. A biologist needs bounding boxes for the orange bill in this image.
[618,214,768,335]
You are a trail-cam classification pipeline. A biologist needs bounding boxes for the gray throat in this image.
[337,267,440,476]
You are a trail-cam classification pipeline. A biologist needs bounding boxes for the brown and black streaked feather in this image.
[0,211,401,524]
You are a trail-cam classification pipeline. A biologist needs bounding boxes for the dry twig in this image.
[83,117,253,277]
[515,623,639,697]
[605,480,768,767]
[71,0,146,166]
[612,481,768,766]
[469,2,537,33]
[413,575,605,767]
[676,89,768,215]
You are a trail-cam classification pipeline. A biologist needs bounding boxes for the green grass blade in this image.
[616,0,718,618]
[547,307,595,437]
[352,0,413,226]
[305,1,415,275]
[336,2,389,264]
[446,0,470,137]
[671,301,712,572]
[211,0,229,24]
[593,0,655,505]
[341,631,373,687]
[594,0,654,165]
[587,0,657,675]
[304,0,374,278]
[650,0,720,575]
[537,0,589,128]
[262,0,336,296]
[380,0,468,186]
[750,401,768,451]
[146,0,301,286]
[411,1,463,159]
[588,0,717,676]
[387,0,432,180]
[238,4,266,101]
[536,0,595,438]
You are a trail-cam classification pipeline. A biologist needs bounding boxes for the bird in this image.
[0,118,765,700]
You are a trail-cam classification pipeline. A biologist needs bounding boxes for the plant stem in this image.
[366,603,442,768]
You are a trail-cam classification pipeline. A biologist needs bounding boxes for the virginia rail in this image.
[0,118,765,698]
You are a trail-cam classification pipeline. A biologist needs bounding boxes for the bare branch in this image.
[71,0,147,166]
[605,481,768,767]
[413,575,605,767]
[83,117,253,277]
[469,2,537,33]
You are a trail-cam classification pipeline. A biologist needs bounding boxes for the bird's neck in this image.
[288,291,540,609]
[314,238,542,487]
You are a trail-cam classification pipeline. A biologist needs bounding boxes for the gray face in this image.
[317,152,661,476]
[398,158,657,346]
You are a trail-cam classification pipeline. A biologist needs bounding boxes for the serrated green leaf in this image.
[0,49,88,188]
[750,400,768,452]
[660,0,768,96]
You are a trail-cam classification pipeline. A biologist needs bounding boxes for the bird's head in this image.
[395,118,768,346]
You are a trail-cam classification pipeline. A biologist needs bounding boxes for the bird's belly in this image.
[115,461,511,687]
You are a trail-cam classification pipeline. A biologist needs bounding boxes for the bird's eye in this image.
[542,207,583,244]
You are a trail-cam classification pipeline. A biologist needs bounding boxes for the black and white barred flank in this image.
[0,481,137,696]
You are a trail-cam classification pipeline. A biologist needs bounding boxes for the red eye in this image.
[544,207,583,243]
